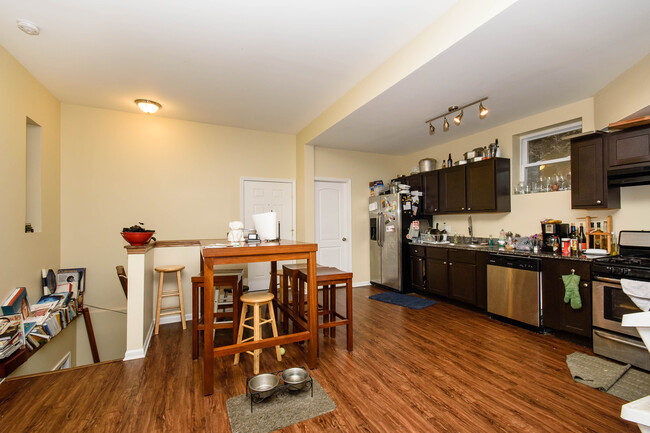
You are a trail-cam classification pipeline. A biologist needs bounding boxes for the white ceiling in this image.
[310,0,650,154]
[1,0,649,154]
[0,0,457,133]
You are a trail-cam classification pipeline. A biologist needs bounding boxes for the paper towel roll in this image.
[252,212,278,240]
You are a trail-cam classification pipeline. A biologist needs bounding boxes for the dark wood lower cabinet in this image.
[448,250,477,304]
[541,258,592,337]
[426,257,448,296]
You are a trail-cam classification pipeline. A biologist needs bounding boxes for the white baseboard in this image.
[124,319,155,361]
[158,313,193,325]
[353,281,370,287]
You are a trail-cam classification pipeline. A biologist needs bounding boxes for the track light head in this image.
[429,123,435,136]
[454,110,463,125]
[479,102,489,118]
[443,117,449,131]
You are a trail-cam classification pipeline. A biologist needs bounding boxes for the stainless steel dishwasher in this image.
[487,254,542,327]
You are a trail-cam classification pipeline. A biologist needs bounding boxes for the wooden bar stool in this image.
[297,267,353,351]
[233,292,282,374]
[281,263,328,332]
[191,269,244,360]
[154,265,186,335]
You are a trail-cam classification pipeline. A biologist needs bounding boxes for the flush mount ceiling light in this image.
[424,97,489,135]
[134,99,162,114]
[17,20,40,36]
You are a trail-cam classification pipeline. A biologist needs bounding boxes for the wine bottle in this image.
[570,224,577,256]
[495,138,501,157]
[578,223,587,253]
[447,153,452,167]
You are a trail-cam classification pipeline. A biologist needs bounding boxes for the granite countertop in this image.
[409,241,605,262]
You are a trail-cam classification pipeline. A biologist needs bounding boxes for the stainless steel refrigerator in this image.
[369,193,404,292]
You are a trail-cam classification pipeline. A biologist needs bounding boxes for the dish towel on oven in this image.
[562,273,582,309]
[621,279,650,312]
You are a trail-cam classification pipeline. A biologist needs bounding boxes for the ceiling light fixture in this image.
[454,110,463,125]
[424,97,489,135]
[479,101,489,118]
[17,20,40,36]
[134,99,162,114]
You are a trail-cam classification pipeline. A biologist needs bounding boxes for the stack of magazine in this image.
[1,287,79,359]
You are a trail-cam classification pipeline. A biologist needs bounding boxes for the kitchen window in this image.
[518,121,582,193]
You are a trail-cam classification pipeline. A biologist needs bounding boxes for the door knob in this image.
[596,200,602,204]
[342,237,347,241]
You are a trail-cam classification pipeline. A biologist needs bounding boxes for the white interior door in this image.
[315,179,351,271]
[242,179,294,291]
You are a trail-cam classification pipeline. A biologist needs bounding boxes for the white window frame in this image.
[519,120,582,182]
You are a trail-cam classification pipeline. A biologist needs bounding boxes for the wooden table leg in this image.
[232,272,241,345]
[323,283,329,338]
[282,270,289,333]
[203,258,214,396]
[192,281,198,360]
[330,284,336,339]
[307,251,318,369]
[346,277,353,352]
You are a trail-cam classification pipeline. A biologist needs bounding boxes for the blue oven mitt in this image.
[562,273,582,310]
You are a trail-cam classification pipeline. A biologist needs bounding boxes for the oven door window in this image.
[603,285,641,322]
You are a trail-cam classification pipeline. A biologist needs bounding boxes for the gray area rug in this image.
[226,377,336,433]
[567,352,650,401]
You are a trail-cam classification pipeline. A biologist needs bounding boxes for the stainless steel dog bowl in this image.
[248,373,279,398]
[281,367,310,391]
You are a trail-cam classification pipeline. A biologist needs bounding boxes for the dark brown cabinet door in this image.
[439,166,466,212]
[425,258,448,296]
[571,134,620,209]
[422,171,439,214]
[410,256,425,291]
[541,259,592,337]
[466,160,496,211]
[608,126,650,168]
[448,262,476,304]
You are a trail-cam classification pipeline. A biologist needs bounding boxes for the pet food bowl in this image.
[281,367,310,391]
[248,373,279,398]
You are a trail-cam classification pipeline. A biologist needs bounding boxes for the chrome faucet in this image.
[468,215,474,244]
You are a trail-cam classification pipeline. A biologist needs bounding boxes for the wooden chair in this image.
[154,265,187,335]
[297,267,353,351]
[116,265,128,298]
[233,291,282,374]
[191,268,244,359]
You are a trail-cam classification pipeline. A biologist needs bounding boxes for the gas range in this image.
[592,231,650,281]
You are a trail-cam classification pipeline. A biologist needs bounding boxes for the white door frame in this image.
[314,177,352,272]
[240,177,296,240]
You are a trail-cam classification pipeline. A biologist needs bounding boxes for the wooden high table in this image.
[199,239,318,396]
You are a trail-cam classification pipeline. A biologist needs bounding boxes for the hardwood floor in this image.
[0,286,637,432]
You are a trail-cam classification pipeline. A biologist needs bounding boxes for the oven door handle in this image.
[594,329,647,350]
[593,276,622,284]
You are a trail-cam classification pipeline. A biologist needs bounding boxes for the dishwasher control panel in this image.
[487,253,541,272]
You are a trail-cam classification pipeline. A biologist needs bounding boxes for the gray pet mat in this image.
[567,352,650,401]
[226,377,336,433]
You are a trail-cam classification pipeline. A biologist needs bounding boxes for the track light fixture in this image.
[454,110,463,125]
[424,97,488,135]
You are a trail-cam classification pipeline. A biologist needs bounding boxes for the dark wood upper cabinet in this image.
[422,171,439,214]
[608,126,650,168]
[466,158,510,212]
[571,133,620,209]
[439,165,466,212]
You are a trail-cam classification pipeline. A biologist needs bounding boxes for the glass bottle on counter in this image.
[442,160,447,169]
[578,223,587,253]
[447,153,452,167]
[570,224,578,256]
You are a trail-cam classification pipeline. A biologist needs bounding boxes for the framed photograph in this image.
[57,268,86,310]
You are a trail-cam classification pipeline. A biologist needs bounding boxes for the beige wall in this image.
[60,104,296,362]
[314,147,400,282]
[594,54,650,129]
[0,46,61,299]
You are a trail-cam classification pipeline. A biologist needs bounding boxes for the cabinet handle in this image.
[596,200,602,204]
[583,283,588,287]
[468,207,471,211]
[449,262,453,266]
[571,268,575,273]
[434,208,438,212]
[461,207,465,210]
[443,261,447,265]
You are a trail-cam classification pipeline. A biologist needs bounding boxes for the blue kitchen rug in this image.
[369,291,436,309]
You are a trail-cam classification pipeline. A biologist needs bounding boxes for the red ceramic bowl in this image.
[121,231,155,246]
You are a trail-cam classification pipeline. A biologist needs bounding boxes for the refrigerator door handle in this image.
[377,212,384,247]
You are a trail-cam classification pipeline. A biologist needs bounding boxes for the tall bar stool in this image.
[154,265,186,335]
[234,291,282,374]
